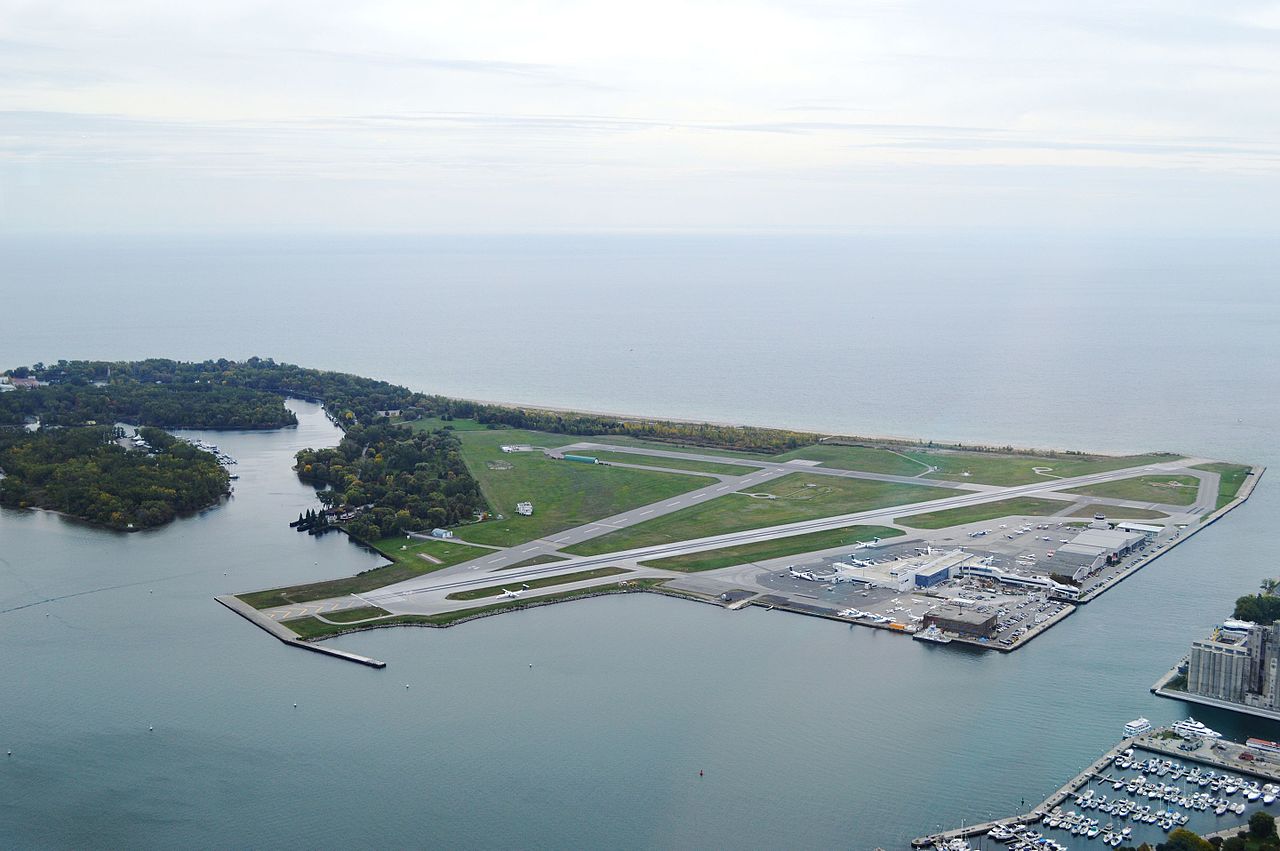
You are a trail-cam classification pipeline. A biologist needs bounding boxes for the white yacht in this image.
[1124,717,1153,736]
[1172,717,1222,739]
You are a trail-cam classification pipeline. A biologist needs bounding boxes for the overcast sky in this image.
[2,1,1278,233]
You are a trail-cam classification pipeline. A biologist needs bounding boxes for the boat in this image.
[915,625,953,645]
[987,824,1015,842]
[1172,717,1222,739]
[1123,716,1153,736]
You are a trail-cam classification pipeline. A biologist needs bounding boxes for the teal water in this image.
[1,234,1277,848]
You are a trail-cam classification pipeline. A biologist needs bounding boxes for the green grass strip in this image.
[897,497,1070,529]
[639,525,902,572]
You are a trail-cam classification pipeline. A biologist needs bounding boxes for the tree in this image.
[1162,830,1214,851]
[1251,811,1278,840]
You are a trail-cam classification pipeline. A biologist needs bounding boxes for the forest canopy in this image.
[0,426,230,530]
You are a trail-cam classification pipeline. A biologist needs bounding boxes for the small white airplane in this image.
[501,588,522,599]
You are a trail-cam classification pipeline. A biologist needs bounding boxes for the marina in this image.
[915,725,1280,849]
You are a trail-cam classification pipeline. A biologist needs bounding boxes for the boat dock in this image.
[914,726,1280,849]
[911,738,1132,847]
[215,595,387,669]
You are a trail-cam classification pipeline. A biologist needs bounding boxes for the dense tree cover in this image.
[0,425,229,529]
[1113,812,1279,851]
[8,358,819,453]
[0,383,296,429]
[294,422,485,541]
[1234,593,1280,624]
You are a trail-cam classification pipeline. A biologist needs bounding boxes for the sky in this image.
[1,0,1279,233]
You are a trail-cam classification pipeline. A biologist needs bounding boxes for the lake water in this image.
[1,234,1278,848]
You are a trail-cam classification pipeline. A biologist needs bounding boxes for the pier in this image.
[914,726,1280,849]
[911,739,1132,848]
[215,595,387,669]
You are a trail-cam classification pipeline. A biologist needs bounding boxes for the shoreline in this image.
[447,394,1186,460]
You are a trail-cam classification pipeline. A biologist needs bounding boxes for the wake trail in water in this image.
[0,569,208,615]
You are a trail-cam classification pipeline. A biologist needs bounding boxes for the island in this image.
[2,358,1261,657]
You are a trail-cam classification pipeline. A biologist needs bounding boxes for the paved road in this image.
[264,456,1212,620]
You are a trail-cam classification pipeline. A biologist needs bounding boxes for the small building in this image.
[516,501,533,516]
[562,454,600,465]
[375,409,401,418]
[1115,521,1163,539]
[924,605,997,639]
[430,528,454,539]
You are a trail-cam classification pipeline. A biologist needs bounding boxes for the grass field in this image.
[572,448,760,476]
[453,428,714,547]
[402,416,491,432]
[1064,474,1201,506]
[1192,462,1254,510]
[320,606,391,622]
[1068,503,1168,520]
[568,435,778,460]
[282,578,668,638]
[563,473,953,556]
[896,497,1071,529]
[897,450,1178,487]
[772,444,931,476]
[238,536,494,609]
[445,567,630,600]
[639,524,903,572]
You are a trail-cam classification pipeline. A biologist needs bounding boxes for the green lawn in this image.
[572,448,760,477]
[402,416,490,432]
[896,497,1071,529]
[899,450,1178,487]
[237,536,495,609]
[1065,474,1201,506]
[320,606,391,622]
[445,567,630,600]
[1193,462,1254,510]
[563,473,953,556]
[772,444,931,476]
[565,435,778,460]
[1067,503,1169,520]
[282,578,669,638]
[453,428,713,547]
[639,524,903,572]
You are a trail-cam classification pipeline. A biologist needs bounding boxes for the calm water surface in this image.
[1,234,1277,848]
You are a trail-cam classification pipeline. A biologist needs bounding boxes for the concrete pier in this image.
[215,595,387,669]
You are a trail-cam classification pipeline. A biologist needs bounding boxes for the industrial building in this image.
[1187,620,1280,711]
[1052,528,1146,581]
[924,605,997,639]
